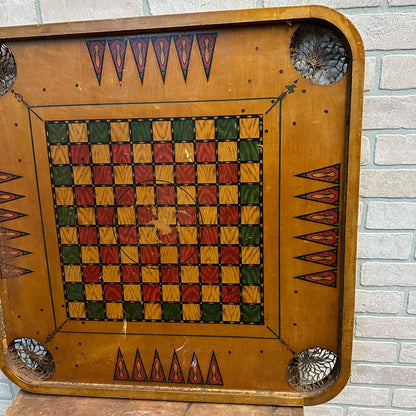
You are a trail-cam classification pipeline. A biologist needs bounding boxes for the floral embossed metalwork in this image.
[0,44,16,96]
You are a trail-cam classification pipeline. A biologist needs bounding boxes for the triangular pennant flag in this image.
[114,348,130,380]
[86,40,106,86]
[150,349,166,382]
[131,348,147,381]
[206,351,223,385]
[0,172,21,184]
[296,186,339,206]
[151,36,172,83]
[0,209,26,223]
[173,34,194,82]
[295,229,338,247]
[196,33,217,81]
[0,227,29,242]
[0,264,32,279]
[0,246,31,260]
[296,208,338,226]
[295,249,337,267]
[296,164,340,184]
[129,37,150,84]
[187,352,204,384]
[108,39,128,84]
[294,270,337,287]
[168,350,185,383]
[0,190,24,204]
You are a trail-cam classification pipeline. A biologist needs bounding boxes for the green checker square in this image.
[65,283,85,301]
[87,301,105,320]
[57,206,76,226]
[241,265,262,284]
[173,119,194,141]
[240,140,260,161]
[163,303,181,321]
[242,304,262,323]
[52,166,72,186]
[202,303,221,323]
[241,226,261,246]
[124,303,144,320]
[240,184,261,204]
[131,120,151,142]
[217,118,238,140]
[47,123,68,144]
[62,246,81,264]
[88,121,110,143]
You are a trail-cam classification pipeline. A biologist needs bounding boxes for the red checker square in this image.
[218,163,238,183]
[115,186,135,205]
[83,265,101,282]
[200,226,218,245]
[79,226,98,245]
[143,284,161,302]
[196,142,216,162]
[74,187,94,206]
[104,284,122,301]
[140,246,159,264]
[178,206,197,225]
[221,246,240,264]
[201,265,219,283]
[93,165,113,185]
[198,185,217,205]
[182,285,200,302]
[97,207,116,225]
[121,265,141,282]
[161,266,179,283]
[70,144,90,164]
[137,206,156,225]
[176,164,195,184]
[156,186,175,205]
[159,227,178,244]
[112,143,132,164]
[180,246,198,264]
[154,143,173,163]
[100,246,119,264]
[222,285,240,303]
[219,206,239,225]
[134,165,153,184]
[119,226,137,244]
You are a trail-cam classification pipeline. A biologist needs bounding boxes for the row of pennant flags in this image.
[86,32,217,85]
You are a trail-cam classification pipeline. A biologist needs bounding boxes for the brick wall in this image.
[0,0,415,414]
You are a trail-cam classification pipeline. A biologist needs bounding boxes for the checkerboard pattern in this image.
[46,115,263,324]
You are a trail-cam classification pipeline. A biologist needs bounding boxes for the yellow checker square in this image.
[85,284,103,301]
[64,265,82,282]
[155,164,174,183]
[162,285,180,302]
[152,120,172,141]
[241,205,261,224]
[242,246,261,264]
[175,143,194,162]
[220,226,239,245]
[136,186,155,205]
[197,164,216,183]
[123,285,141,301]
[200,246,219,264]
[68,302,86,319]
[183,304,201,321]
[160,246,178,264]
[50,145,69,164]
[68,122,88,142]
[106,303,124,320]
[144,303,162,320]
[73,166,92,185]
[218,141,237,162]
[242,286,261,303]
[102,265,120,282]
[223,304,241,322]
[77,207,96,225]
[219,185,238,205]
[91,144,111,164]
[99,227,117,244]
[239,117,260,139]
[199,206,217,225]
[95,187,114,205]
[117,206,136,225]
[202,285,220,302]
[81,246,100,263]
[240,163,260,183]
[60,227,78,245]
[181,266,199,283]
[133,143,153,163]
[141,267,160,283]
[157,207,177,225]
[120,246,139,263]
[195,119,215,140]
[177,186,195,205]
[139,227,158,245]
[55,187,74,205]
[114,166,133,184]
[110,121,130,142]
[221,266,239,283]
[178,226,197,245]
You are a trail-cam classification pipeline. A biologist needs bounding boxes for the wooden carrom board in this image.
[0,6,363,406]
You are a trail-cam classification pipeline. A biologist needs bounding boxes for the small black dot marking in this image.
[324,109,329,114]
[78,342,82,346]
[293,121,297,126]
[271,100,275,104]
[248,79,252,83]
[294,290,298,294]
[18,159,22,163]
[265,129,269,133]
[55,347,59,350]
[260,350,264,354]
[241,109,246,113]
[279,69,284,74]
[255,46,259,51]
[75,83,79,88]
[14,123,18,127]
[17,315,21,319]
[293,323,298,327]
[40,308,44,312]
[42,88,46,92]
[75,364,78,367]
[302,89,306,93]
[228,350,232,354]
